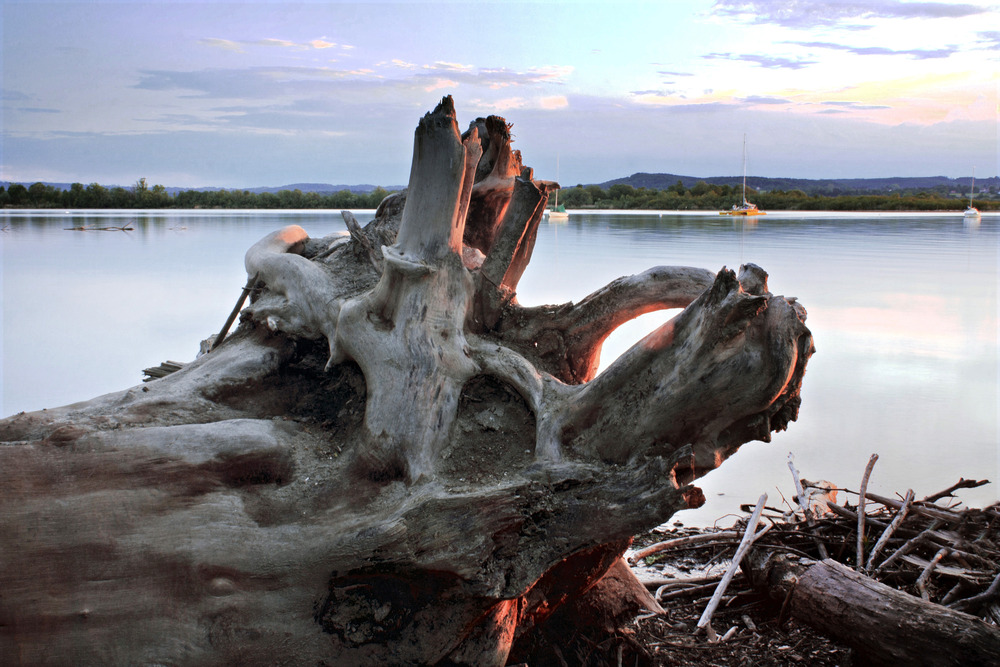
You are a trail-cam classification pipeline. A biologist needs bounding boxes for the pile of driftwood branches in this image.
[628,458,1000,666]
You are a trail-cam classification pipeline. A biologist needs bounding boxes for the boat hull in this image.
[720,209,766,216]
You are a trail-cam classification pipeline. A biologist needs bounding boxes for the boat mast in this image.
[741,134,748,205]
[969,167,975,208]
[554,154,560,208]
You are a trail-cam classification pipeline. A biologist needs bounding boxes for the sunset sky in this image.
[2,0,997,188]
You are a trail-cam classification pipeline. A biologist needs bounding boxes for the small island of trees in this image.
[1,177,995,212]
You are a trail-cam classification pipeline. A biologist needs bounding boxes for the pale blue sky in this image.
[2,0,997,188]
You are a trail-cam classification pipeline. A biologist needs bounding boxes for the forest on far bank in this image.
[2,177,996,212]
[556,181,997,211]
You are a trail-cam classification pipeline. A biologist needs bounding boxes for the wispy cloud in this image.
[2,90,31,102]
[465,95,569,112]
[703,52,816,69]
[200,37,354,52]
[973,30,1000,49]
[370,62,571,89]
[631,89,673,96]
[477,65,573,88]
[739,95,793,105]
[427,61,474,73]
[199,38,244,53]
[134,66,381,99]
[540,96,569,110]
[711,0,989,29]
[819,100,893,110]
[630,92,738,113]
[662,102,734,113]
[124,60,575,137]
[423,77,459,93]
[380,59,420,70]
[792,40,959,59]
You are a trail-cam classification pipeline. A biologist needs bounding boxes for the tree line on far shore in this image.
[2,178,994,212]
[557,181,996,212]
[0,179,394,211]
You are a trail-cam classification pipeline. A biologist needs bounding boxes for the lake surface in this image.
[2,209,997,524]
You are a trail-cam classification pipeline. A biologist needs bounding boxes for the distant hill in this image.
[595,173,998,196]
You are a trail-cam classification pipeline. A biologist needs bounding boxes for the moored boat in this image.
[963,168,980,220]
[724,200,764,216]
[546,203,569,221]
[721,135,765,216]
[546,154,570,220]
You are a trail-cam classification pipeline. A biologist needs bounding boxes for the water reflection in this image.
[519,212,998,522]
[2,209,996,522]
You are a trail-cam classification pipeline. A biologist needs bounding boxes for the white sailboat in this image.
[546,154,569,221]
[964,168,980,219]
[547,188,569,221]
[720,135,765,216]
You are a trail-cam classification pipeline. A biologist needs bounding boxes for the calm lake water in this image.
[2,209,997,524]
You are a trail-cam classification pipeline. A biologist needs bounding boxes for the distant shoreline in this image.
[1,178,995,212]
[3,207,992,216]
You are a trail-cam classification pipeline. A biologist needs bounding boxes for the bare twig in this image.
[865,488,914,573]
[941,582,967,606]
[922,478,990,504]
[865,491,963,524]
[875,522,943,574]
[916,547,951,600]
[628,531,741,565]
[657,579,736,602]
[787,452,829,559]
[211,273,260,352]
[697,493,767,638]
[856,454,879,569]
[648,575,724,592]
[949,570,1000,612]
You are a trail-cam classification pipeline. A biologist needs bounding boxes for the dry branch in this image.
[787,452,830,559]
[628,530,742,565]
[922,478,990,504]
[865,488,914,573]
[696,494,768,638]
[857,453,879,568]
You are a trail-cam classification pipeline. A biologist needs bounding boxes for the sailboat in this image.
[964,168,981,220]
[547,189,569,221]
[720,135,765,216]
[546,154,570,221]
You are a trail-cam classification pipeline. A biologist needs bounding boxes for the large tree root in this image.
[0,97,813,665]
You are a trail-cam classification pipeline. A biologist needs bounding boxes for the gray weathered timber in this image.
[745,551,1000,666]
[0,97,813,665]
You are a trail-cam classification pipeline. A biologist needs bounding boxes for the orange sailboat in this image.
[721,135,765,216]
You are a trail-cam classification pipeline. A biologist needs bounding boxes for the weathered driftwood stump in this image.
[0,97,813,665]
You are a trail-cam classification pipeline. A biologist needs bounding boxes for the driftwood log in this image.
[0,97,813,665]
[745,551,1000,666]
